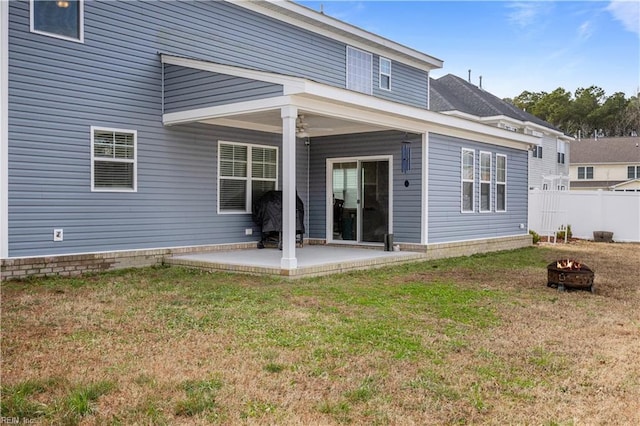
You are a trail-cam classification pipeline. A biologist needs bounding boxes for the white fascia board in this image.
[161,54,307,94]
[479,115,524,127]
[163,96,291,126]
[162,68,537,149]
[1,0,9,258]
[521,121,572,140]
[444,111,568,146]
[299,83,538,149]
[480,115,570,140]
[229,0,443,72]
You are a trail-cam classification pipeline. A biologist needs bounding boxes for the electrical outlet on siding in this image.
[53,229,63,242]
[245,228,253,236]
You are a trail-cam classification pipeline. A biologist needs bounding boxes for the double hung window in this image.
[628,165,640,179]
[496,155,507,211]
[461,149,475,212]
[91,127,137,191]
[479,152,492,212]
[379,57,391,91]
[218,142,278,213]
[461,149,506,213]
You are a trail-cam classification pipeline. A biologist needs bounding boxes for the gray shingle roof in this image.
[430,74,561,132]
[570,137,640,164]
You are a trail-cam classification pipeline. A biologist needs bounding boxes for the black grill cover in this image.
[252,190,305,234]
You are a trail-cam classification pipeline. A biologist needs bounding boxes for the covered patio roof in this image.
[159,54,540,272]
[160,54,540,149]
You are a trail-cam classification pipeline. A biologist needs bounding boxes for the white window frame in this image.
[30,0,84,43]
[461,148,475,213]
[479,151,492,213]
[557,140,566,164]
[217,141,278,214]
[578,166,594,180]
[91,126,137,192]
[496,154,507,212]
[532,145,542,158]
[346,46,372,95]
[379,57,391,91]
[627,165,640,179]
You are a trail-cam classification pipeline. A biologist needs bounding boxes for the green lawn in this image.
[2,243,639,425]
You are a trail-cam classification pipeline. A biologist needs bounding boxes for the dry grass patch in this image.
[1,242,639,424]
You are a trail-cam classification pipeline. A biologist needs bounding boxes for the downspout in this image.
[1,1,9,259]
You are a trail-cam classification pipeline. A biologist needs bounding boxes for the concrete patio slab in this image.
[165,245,427,278]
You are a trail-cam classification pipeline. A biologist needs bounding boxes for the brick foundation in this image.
[1,235,532,281]
[420,234,533,260]
[0,242,257,281]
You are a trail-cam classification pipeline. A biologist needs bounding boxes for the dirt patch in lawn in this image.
[1,241,638,425]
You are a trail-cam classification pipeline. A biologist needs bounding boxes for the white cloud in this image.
[506,1,551,28]
[607,0,640,37]
[578,20,594,40]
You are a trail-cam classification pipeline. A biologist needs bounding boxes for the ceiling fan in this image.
[296,114,333,138]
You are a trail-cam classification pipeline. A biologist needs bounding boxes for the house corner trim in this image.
[1,1,9,259]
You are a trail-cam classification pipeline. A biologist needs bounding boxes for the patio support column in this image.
[280,105,298,269]
[421,131,429,245]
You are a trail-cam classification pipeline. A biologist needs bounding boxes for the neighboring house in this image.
[430,74,573,190]
[570,137,640,191]
[1,0,546,279]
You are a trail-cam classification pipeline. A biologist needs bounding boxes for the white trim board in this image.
[1,1,9,259]
[160,55,540,150]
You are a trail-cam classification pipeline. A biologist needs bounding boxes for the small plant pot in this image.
[593,231,613,243]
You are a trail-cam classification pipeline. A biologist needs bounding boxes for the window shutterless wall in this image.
[428,133,527,244]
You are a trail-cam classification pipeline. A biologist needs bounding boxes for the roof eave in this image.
[228,0,443,72]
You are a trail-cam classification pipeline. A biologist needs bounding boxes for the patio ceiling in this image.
[160,54,540,149]
[199,109,391,138]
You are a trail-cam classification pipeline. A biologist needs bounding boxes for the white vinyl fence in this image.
[529,190,640,243]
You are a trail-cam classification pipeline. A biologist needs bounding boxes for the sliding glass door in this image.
[329,158,390,243]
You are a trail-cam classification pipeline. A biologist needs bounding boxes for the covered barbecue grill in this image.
[252,190,305,249]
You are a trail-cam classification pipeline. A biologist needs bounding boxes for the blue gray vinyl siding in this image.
[163,65,283,114]
[428,133,528,243]
[308,131,422,244]
[372,56,427,109]
[7,0,430,257]
[9,121,282,257]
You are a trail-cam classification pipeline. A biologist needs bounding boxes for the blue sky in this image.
[297,1,640,100]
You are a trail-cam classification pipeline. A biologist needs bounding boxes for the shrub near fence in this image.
[529,190,640,243]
